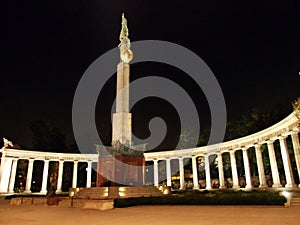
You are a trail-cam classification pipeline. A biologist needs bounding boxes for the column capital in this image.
[266,140,275,144]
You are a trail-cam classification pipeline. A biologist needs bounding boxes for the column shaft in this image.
[24,159,34,193]
[153,160,159,187]
[179,158,185,190]
[205,154,211,189]
[279,137,296,188]
[41,160,49,194]
[56,160,64,193]
[86,161,92,188]
[218,153,225,189]
[242,149,252,189]
[72,161,78,188]
[267,141,282,187]
[291,132,300,187]
[192,156,199,189]
[0,157,13,193]
[166,159,171,187]
[255,145,267,188]
[230,151,240,189]
[8,159,18,193]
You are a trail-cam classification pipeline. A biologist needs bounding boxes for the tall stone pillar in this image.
[41,160,49,194]
[72,161,78,188]
[24,159,34,193]
[267,141,282,188]
[8,158,18,193]
[291,131,300,187]
[179,157,185,190]
[254,144,267,188]
[217,152,226,189]
[279,136,296,188]
[86,161,92,188]
[242,148,252,189]
[153,159,159,187]
[56,160,64,193]
[230,151,240,189]
[112,62,132,146]
[0,157,12,193]
[192,156,199,189]
[166,159,171,187]
[204,154,211,189]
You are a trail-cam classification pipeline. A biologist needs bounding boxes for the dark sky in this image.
[1,0,300,150]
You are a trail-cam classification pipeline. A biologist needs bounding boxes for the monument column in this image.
[217,152,226,189]
[279,136,296,188]
[24,159,34,193]
[41,160,49,194]
[166,158,171,187]
[242,148,252,189]
[267,141,282,188]
[204,154,211,189]
[8,158,18,193]
[230,151,240,189]
[254,144,267,188]
[179,157,185,190]
[112,13,133,146]
[191,156,199,189]
[291,131,300,187]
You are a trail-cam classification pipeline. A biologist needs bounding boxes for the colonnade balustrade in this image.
[0,149,98,194]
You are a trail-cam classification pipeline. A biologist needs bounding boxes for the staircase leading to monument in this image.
[290,198,300,206]
[74,186,164,200]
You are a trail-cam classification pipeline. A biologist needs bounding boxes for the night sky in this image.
[2,1,300,150]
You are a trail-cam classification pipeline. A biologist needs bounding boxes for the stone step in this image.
[74,186,164,199]
[290,198,300,206]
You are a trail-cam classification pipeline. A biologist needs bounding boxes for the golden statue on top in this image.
[119,13,133,63]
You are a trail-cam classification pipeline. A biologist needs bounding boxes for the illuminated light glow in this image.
[281,191,290,198]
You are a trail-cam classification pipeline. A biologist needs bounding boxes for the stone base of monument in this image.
[82,199,114,210]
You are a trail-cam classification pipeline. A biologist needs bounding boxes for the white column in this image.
[279,136,296,188]
[56,160,64,193]
[230,151,240,189]
[8,159,18,193]
[204,154,211,189]
[267,141,282,188]
[179,157,185,190]
[24,159,34,193]
[72,161,78,188]
[192,156,199,189]
[0,153,6,181]
[254,144,267,188]
[86,161,92,188]
[166,159,171,187]
[41,160,49,194]
[0,157,13,193]
[153,159,159,187]
[218,152,225,189]
[242,149,252,189]
[291,132,300,187]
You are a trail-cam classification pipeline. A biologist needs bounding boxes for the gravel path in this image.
[0,199,299,225]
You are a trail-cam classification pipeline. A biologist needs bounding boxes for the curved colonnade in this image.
[144,111,300,190]
[0,111,299,194]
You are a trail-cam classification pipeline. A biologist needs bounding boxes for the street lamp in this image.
[69,191,75,207]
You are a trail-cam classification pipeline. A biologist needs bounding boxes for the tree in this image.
[29,120,67,151]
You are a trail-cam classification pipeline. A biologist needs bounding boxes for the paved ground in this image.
[0,199,299,225]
